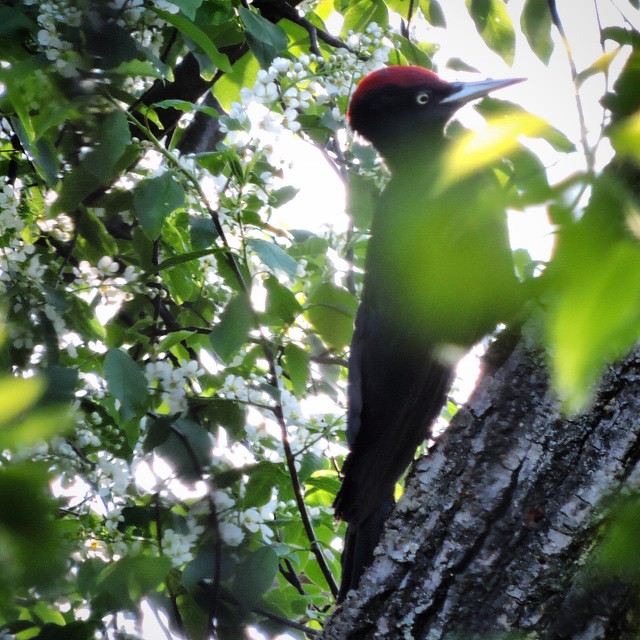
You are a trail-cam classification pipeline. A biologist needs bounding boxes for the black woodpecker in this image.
[334,66,524,601]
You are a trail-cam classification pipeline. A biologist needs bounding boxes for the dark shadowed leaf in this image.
[83,110,131,180]
[146,416,212,481]
[153,8,231,72]
[232,546,278,609]
[283,343,309,396]
[239,7,288,68]
[209,294,254,362]
[95,555,172,610]
[248,238,298,278]
[134,173,185,239]
[190,216,220,250]
[0,464,67,588]
[104,348,149,420]
[245,461,287,507]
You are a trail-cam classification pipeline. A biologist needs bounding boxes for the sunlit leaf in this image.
[0,376,43,426]
[576,48,623,87]
[609,111,640,162]
[341,0,388,35]
[546,200,640,413]
[521,0,553,64]
[465,0,515,65]
[439,113,549,188]
[283,343,309,396]
[0,406,71,450]
[305,283,357,350]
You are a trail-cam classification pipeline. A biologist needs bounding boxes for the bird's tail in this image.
[337,495,394,602]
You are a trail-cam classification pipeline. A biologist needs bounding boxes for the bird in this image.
[334,65,524,602]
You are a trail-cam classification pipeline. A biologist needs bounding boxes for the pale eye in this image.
[416,91,431,105]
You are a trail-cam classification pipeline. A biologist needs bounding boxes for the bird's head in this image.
[348,65,523,167]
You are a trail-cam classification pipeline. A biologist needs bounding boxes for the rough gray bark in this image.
[323,333,640,639]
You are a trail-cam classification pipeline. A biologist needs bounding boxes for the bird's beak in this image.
[441,77,525,105]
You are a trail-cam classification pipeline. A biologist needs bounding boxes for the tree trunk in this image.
[323,332,640,639]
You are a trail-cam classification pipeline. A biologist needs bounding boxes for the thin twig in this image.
[124,108,339,598]
[547,0,595,171]
[267,0,352,53]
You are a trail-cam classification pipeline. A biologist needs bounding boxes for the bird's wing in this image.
[335,298,454,526]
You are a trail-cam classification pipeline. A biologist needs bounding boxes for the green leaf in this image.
[341,0,388,35]
[610,111,640,162]
[97,555,172,609]
[104,349,149,421]
[190,216,219,250]
[247,238,298,279]
[521,0,553,64]
[209,294,254,362]
[419,0,446,27]
[200,398,247,438]
[239,7,288,68]
[153,98,220,119]
[576,48,624,88]
[0,463,67,588]
[42,365,78,404]
[548,237,640,413]
[232,547,278,609]
[465,0,515,65]
[347,173,378,230]
[476,99,575,153]
[283,343,309,397]
[264,276,302,327]
[439,111,571,188]
[0,6,37,36]
[269,185,299,208]
[153,8,231,72]
[0,405,71,450]
[149,417,212,481]
[305,283,357,350]
[151,248,217,274]
[244,462,286,507]
[83,110,131,179]
[169,0,204,20]
[133,173,185,239]
[0,377,43,426]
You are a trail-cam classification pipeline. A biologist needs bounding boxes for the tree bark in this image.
[323,332,640,639]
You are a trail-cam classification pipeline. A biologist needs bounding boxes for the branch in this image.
[548,0,595,171]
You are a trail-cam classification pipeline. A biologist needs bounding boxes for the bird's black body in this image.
[335,66,523,601]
